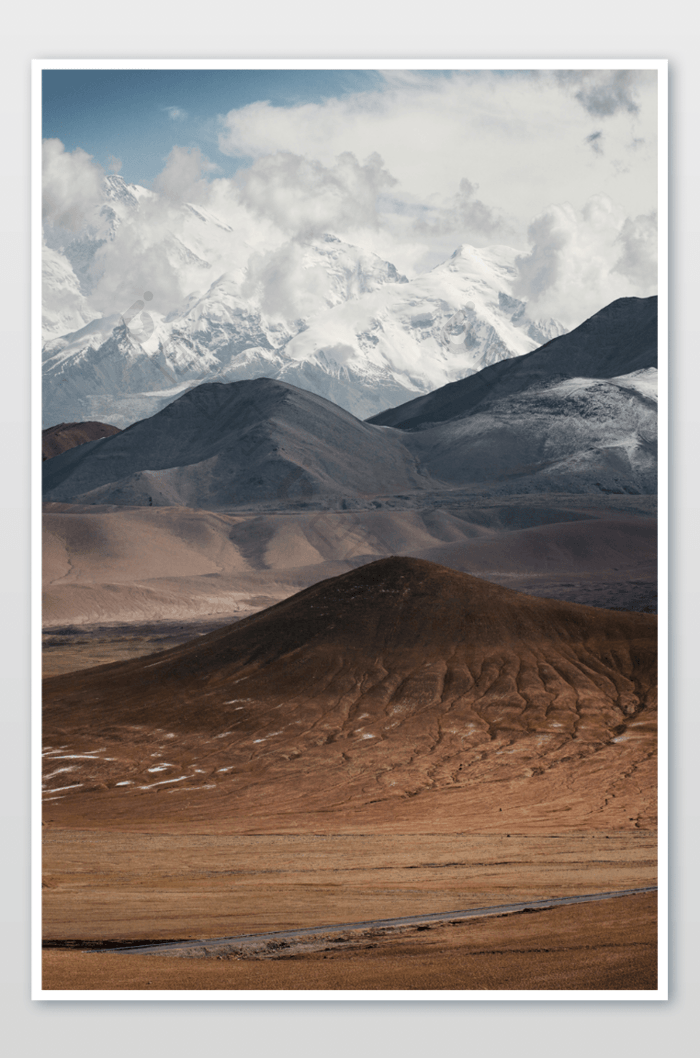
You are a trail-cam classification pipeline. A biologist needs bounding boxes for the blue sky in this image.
[42,69,385,185]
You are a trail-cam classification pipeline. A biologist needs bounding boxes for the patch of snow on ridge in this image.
[609,367,658,401]
[544,368,658,403]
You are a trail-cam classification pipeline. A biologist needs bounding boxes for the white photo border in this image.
[32,56,669,1002]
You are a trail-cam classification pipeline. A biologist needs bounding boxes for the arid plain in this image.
[42,499,657,992]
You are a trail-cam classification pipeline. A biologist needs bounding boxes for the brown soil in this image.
[42,421,120,461]
[43,557,657,832]
[42,830,656,943]
[41,557,658,992]
[42,891,657,991]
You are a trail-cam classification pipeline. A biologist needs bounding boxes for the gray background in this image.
[4,6,695,1054]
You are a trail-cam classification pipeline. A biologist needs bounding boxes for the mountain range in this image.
[43,295,658,506]
[42,175,565,429]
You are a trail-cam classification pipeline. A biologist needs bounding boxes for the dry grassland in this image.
[43,829,656,943]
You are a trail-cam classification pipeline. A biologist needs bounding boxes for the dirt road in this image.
[92,886,657,958]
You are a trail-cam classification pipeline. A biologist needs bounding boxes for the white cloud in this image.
[152,145,218,205]
[164,106,188,121]
[87,209,192,317]
[514,195,657,326]
[218,71,658,231]
[236,150,396,239]
[613,211,658,287]
[42,139,105,232]
[43,64,659,336]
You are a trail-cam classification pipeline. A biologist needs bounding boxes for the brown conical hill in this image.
[43,557,657,832]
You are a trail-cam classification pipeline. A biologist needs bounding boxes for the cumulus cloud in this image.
[236,150,396,238]
[87,210,192,317]
[42,139,105,231]
[612,210,658,287]
[415,178,510,242]
[217,71,657,234]
[514,194,657,327]
[554,70,650,117]
[164,106,188,121]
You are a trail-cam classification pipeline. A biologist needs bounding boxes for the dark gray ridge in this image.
[368,296,657,431]
[42,377,428,508]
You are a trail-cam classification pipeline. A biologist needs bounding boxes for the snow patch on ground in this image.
[138,776,188,789]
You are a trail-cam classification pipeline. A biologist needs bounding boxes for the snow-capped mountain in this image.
[42,296,658,508]
[269,244,566,419]
[42,176,566,428]
[43,174,154,298]
[375,296,658,497]
[42,245,99,340]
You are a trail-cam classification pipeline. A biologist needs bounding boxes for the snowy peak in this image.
[42,187,569,429]
[268,242,567,413]
[102,173,153,208]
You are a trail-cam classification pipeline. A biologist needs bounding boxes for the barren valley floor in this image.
[42,825,657,991]
[41,521,658,992]
[43,890,657,991]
